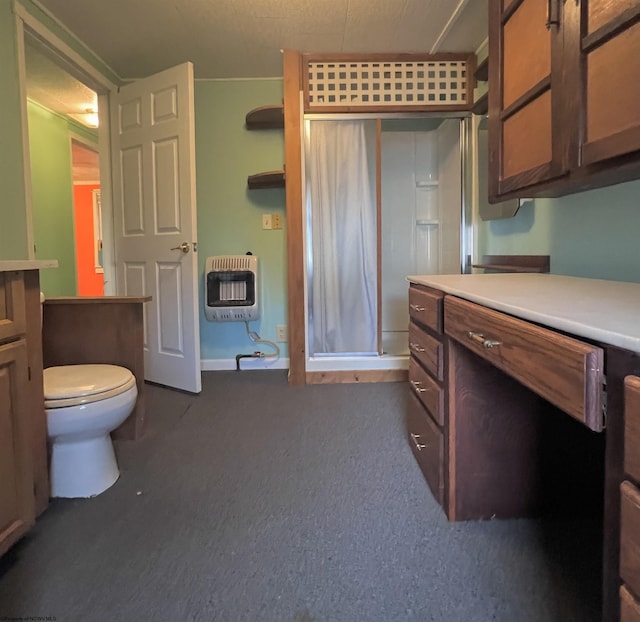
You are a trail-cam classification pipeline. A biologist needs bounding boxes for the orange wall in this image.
[73,184,104,296]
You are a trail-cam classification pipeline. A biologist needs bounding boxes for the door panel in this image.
[502,0,551,108]
[503,91,553,178]
[112,62,201,393]
[583,20,640,164]
[0,340,34,556]
[587,0,637,33]
[489,0,568,200]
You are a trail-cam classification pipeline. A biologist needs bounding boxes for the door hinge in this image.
[28,365,32,381]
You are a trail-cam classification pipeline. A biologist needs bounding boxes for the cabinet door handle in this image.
[410,380,426,393]
[410,432,429,451]
[546,0,560,28]
[467,331,502,349]
[409,342,425,353]
[410,304,425,312]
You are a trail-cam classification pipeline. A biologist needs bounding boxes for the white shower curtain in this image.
[307,120,377,354]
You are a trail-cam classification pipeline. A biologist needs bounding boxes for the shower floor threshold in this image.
[306,354,408,372]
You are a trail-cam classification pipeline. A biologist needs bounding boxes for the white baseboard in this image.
[201,357,290,371]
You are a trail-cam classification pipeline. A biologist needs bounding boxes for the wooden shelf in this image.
[247,170,285,189]
[474,58,488,82]
[245,105,284,129]
[472,255,550,273]
[472,92,488,116]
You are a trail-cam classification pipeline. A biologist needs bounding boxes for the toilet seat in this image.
[44,364,136,409]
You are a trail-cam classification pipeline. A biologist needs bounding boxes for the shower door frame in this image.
[301,112,474,381]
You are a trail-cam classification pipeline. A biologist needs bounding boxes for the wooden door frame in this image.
[282,51,476,385]
[14,4,117,293]
[282,50,306,385]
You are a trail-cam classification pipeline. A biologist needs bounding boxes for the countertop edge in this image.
[0,260,59,272]
[44,296,152,304]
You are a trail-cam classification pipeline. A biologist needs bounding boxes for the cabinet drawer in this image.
[626,376,640,483]
[444,296,604,431]
[407,392,443,505]
[409,320,443,382]
[409,357,444,426]
[409,285,443,334]
[0,272,27,343]
[621,585,640,622]
[621,481,640,599]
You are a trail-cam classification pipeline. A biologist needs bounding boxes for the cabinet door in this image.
[0,340,35,557]
[580,0,640,166]
[625,376,640,483]
[489,0,569,199]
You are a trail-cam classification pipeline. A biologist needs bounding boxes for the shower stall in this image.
[304,115,472,373]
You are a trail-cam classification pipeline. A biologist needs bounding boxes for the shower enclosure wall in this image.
[304,115,471,372]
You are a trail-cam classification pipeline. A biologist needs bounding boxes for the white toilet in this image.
[44,363,137,498]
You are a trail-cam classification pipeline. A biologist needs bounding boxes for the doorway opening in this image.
[16,8,116,296]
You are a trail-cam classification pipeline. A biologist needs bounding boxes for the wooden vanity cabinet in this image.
[407,279,639,622]
[407,285,446,505]
[621,376,640,620]
[489,0,640,202]
[0,270,47,557]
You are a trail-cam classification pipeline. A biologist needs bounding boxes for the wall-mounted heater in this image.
[204,254,260,322]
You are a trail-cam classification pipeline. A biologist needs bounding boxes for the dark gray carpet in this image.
[0,371,602,622]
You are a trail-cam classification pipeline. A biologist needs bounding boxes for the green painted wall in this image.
[27,100,77,295]
[195,79,287,360]
[0,0,29,258]
[477,178,640,283]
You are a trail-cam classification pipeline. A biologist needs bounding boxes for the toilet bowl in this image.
[45,364,137,498]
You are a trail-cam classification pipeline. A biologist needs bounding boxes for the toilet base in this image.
[50,434,120,498]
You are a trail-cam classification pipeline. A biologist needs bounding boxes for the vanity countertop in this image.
[0,260,58,272]
[407,273,640,354]
[44,296,152,304]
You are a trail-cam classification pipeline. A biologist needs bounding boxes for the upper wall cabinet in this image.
[581,1,640,166]
[488,0,640,202]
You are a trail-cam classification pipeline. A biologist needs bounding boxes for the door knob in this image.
[170,242,192,253]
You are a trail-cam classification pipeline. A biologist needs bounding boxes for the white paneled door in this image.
[111,62,201,393]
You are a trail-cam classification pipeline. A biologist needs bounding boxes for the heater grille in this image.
[208,256,254,271]
[204,255,260,322]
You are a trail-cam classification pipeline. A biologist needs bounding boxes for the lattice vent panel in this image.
[306,60,468,109]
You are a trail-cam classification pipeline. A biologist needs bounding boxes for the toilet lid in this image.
[44,364,135,408]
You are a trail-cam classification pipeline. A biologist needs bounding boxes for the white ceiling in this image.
[34,0,488,80]
[24,0,488,175]
[25,40,98,121]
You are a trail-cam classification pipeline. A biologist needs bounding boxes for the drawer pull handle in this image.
[410,342,426,353]
[467,331,502,349]
[410,380,426,393]
[410,432,429,451]
[410,304,426,312]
